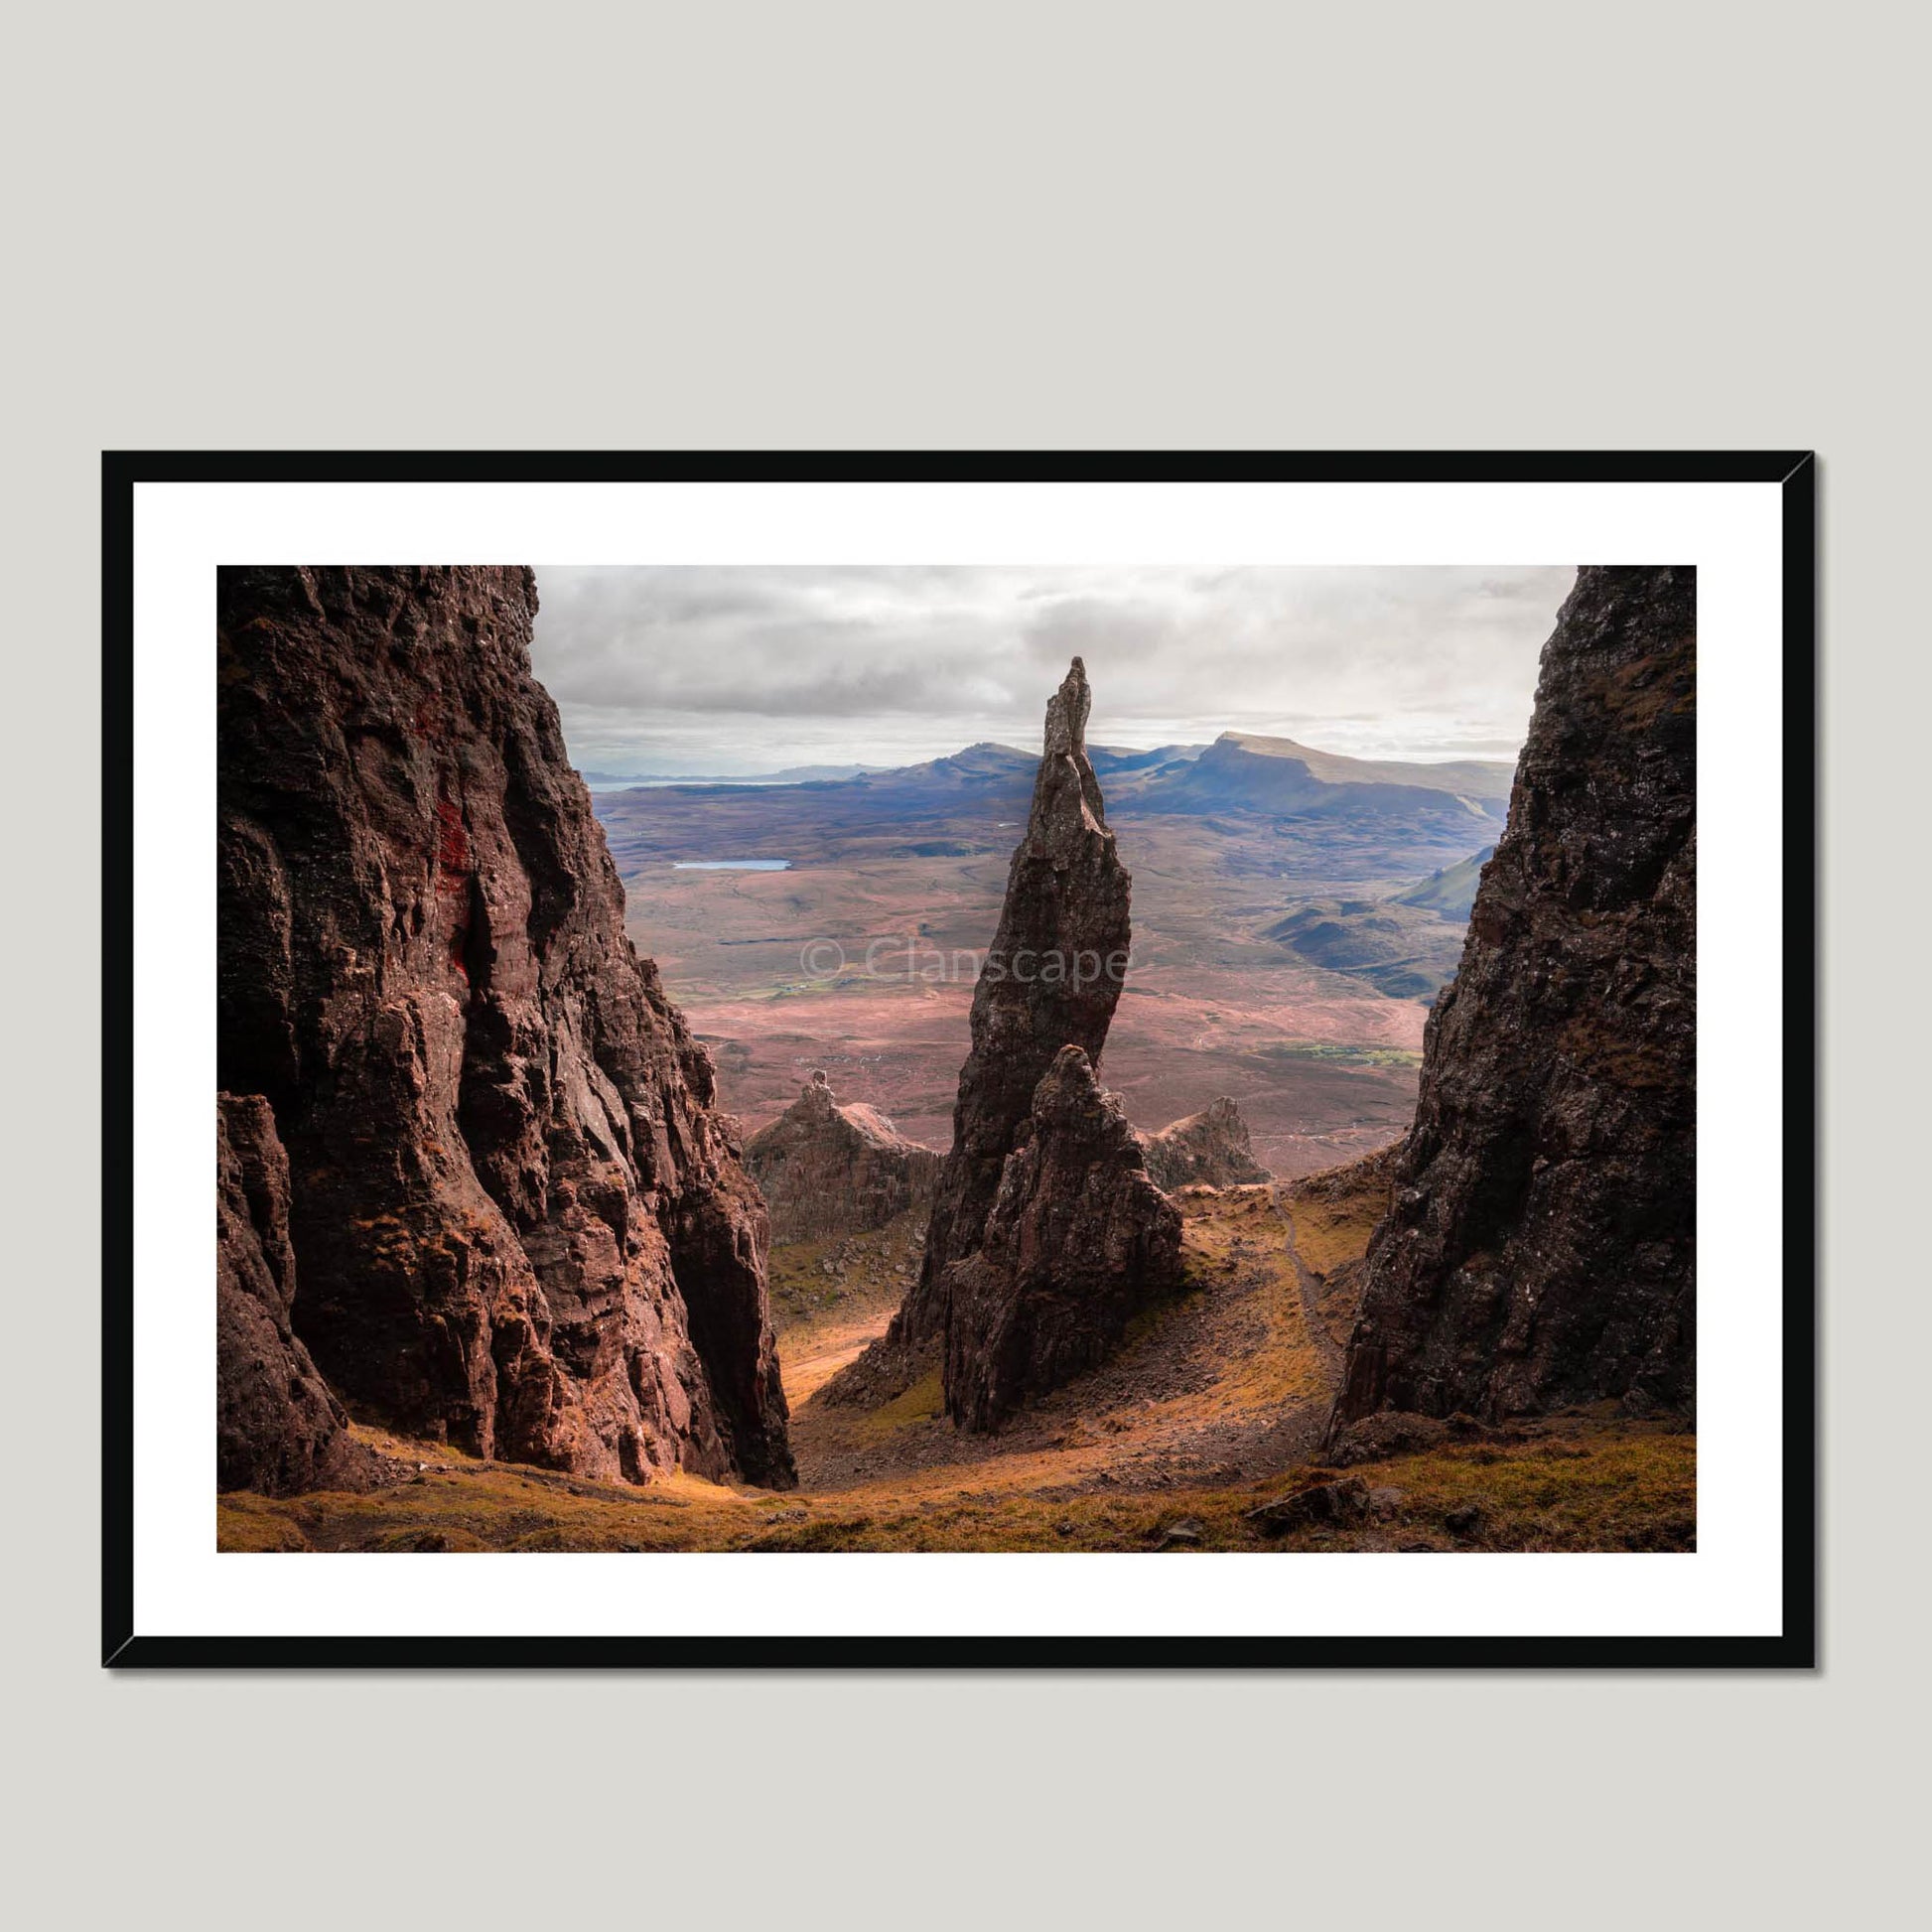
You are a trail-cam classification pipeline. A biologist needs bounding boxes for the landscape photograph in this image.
[215,560,1696,1556]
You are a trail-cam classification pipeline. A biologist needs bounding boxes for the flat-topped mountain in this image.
[1130,732,1512,822]
[745,1072,940,1243]
[1215,731,1510,795]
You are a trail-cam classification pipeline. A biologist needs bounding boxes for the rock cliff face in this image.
[1328,567,1695,1434]
[745,1072,940,1243]
[217,566,793,1489]
[1138,1097,1272,1190]
[217,1094,376,1495]
[886,658,1133,1355]
[945,1047,1183,1430]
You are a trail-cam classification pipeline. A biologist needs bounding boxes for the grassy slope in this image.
[218,1169,1693,1554]
[765,1208,927,1405]
[219,1418,1692,1553]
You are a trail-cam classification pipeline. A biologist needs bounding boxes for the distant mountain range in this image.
[588,732,1513,829]
[580,761,896,787]
[592,733,1517,899]
[593,729,1512,1023]
[583,743,1211,793]
[1089,742,1211,775]
[589,723,1512,1175]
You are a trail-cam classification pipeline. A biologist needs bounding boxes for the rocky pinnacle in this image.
[1138,1096,1272,1190]
[824,659,1182,1428]
[886,656,1133,1356]
[745,1071,941,1244]
[944,1045,1183,1430]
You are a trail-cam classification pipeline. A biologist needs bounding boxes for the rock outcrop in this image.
[945,1047,1183,1430]
[830,660,1183,1428]
[217,1094,375,1495]
[1138,1097,1272,1190]
[745,1072,940,1243]
[217,566,793,1490]
[886,657,1133,1357]
[1327,567,1696,1435]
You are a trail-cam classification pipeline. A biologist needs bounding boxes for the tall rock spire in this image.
[830,659,1181,1428]
[885,656,1133,1356]
[744,1071,940,1244]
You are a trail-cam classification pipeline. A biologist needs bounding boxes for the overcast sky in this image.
[528,565,1577,775]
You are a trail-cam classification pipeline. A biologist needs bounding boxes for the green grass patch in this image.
[1264,1040,1422,1068]
[855,1368,946,1441]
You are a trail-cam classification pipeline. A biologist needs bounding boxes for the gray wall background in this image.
[7,2,1916,1923]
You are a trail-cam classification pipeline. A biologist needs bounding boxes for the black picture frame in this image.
[103,450,1817,1669]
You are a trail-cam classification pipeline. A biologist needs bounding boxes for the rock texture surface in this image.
[945,1047,1183,1430]
[217,566,792,1489]
[829,661,1183,1428]
[1328,567,1696,1432]
[1138,1097,1272,1190]
[745,1072,940,1243]
[886,658,1133,1355]
[217,1094,375,1495]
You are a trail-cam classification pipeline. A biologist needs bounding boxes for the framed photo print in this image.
[104,451,1815,1666]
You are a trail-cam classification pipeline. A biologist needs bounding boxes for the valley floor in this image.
[607,804,1455,1176]
[218,1170,1695,1556]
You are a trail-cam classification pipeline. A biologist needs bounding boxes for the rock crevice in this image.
[217,1093,377,1496]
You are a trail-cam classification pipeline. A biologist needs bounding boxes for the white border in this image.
[134,479,1781,1638]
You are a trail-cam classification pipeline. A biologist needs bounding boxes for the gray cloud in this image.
[528,565,1577,774]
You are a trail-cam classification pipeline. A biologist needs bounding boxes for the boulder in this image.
[1246,1474,1373,1534]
